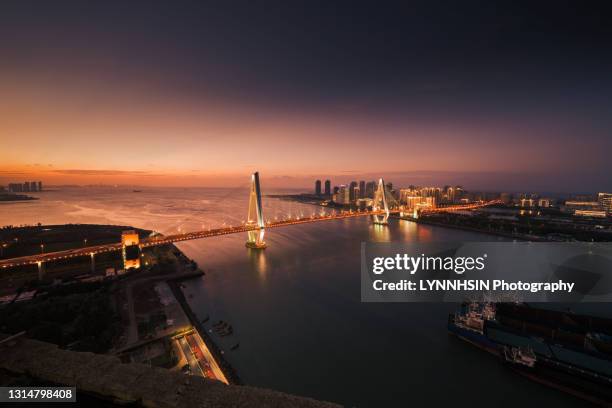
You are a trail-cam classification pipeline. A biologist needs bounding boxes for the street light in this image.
[40,243,45,254]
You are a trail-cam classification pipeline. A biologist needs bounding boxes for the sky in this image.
[1,1,611,192]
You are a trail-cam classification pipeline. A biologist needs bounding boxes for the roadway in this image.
[0,201,501,270]
[177,336,204,377]
[0,209,392,269]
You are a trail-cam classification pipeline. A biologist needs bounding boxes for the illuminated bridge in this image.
[0,173,500,271]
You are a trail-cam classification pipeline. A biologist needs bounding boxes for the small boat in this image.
[503,346,536,368]
[133,190,142,193]
[230,343,240,350]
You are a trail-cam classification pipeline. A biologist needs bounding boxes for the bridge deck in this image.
[0,201,499,269]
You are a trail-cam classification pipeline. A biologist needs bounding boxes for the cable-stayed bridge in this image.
[0,172,500,271]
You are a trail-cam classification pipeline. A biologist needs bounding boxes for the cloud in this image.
[0,171,28,175]
[51,169,152,176]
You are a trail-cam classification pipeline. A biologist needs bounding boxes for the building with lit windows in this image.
[599,193,612,215]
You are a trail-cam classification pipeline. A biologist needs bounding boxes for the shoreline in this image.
[395,216,547,241]
[272,195,544,241]
[166,274,242,385]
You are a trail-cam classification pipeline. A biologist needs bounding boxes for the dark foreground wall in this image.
[0,335,339,408]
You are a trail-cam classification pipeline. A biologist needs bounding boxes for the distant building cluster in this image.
[314,179,470,211]
[314,179,383,208]
[312,178,612,220]
[6,181,43,193]
[563,193,612,218]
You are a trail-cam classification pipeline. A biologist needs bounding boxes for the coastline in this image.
[272,195,545,241]
[0,195,38,202]
[167,274,242,385]
[395,216,547,241]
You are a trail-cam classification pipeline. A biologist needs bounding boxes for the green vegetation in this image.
[0,282,120,353]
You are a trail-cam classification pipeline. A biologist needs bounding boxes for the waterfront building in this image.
[574,209,607,218]
[8,183,23,192]
[356,198,372,210]
[38,181,43,191]
[23,182,30,192]
[359,180,365,198]
[335,185,350,205]
[365,181,375,198]
[563,200,602,216]
[30,181,38,192]
[402,195,436,212]
[538,198,552,208]
[349,181,358,202]
[420,187,442,202]
[520,198,535,208]
[598,193,612,215]
[121,230,141,269]
[399,189,416,203]
[324,180,331,196]
[315,180,322,195]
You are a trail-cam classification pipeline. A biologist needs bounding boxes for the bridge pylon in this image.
[246,171,267,249]
[372,178,390,225]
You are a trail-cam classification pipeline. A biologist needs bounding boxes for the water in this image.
[0,187,593,407]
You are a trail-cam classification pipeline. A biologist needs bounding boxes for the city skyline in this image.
[2,2,612,191]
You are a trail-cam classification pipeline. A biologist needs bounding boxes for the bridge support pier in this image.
[246,172,267,249]
[372,178,390,225]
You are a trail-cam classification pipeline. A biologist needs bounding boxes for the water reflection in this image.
[399,218,418,241]
[369,223,391,242]
[247,248,268,281]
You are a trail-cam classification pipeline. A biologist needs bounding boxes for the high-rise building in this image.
[38,181,42,191]
[599,193,612,215]
[333,186,339,195]
[324,180,331,196]
[349,181,358,202]
[335,185,350,204]
[23,182,30,192]
[315,180,322,195]
[359,180,365,199]
[8,183,23,192]
[445,186,457,203]
[365,181,376,198]
[30,181,38,192]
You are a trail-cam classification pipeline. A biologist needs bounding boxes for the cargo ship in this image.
[448,302,612,406]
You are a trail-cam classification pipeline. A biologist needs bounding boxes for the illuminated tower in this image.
[121,230,141,269]
[246,172,266,249]
[372,178,390,225]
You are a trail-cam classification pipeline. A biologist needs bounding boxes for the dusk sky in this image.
[1,1,611,191]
